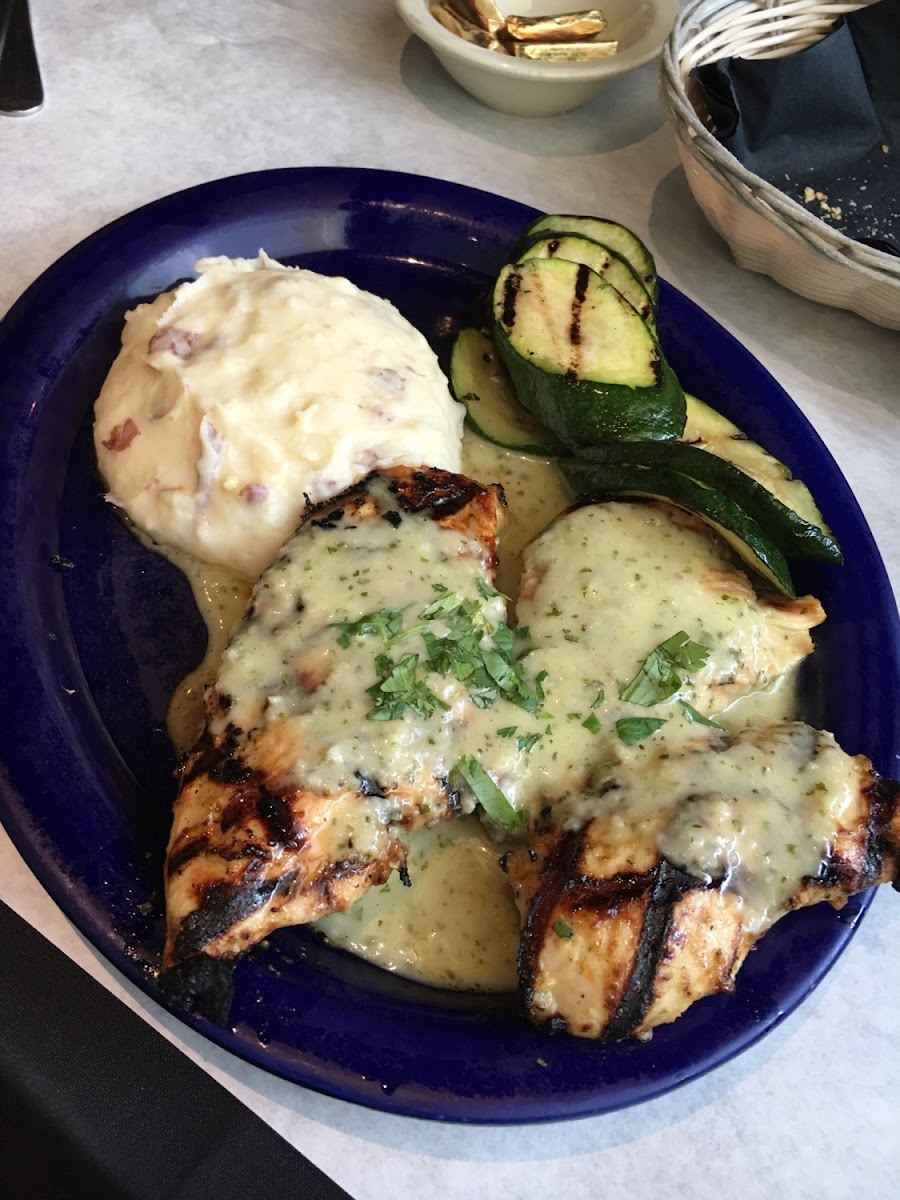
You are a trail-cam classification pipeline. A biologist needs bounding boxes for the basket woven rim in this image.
[660,0,900,284]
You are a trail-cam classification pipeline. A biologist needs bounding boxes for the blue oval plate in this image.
[0,168,898,1124]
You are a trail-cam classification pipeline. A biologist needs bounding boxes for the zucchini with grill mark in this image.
[492,258,685,445]
[515,214,658,304]
[514,234,655,326]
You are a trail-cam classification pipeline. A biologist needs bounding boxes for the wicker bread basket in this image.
[660,0,900,329]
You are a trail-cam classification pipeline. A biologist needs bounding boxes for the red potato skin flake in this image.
[240,483,269,503]
[148,326,200,358]
[102,417,140,452]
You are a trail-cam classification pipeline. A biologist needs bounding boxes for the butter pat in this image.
[512,39,618,61]
[427,2,618,63]
[429,1,501,48]
[464,0,505,34]
[505,10,608,42]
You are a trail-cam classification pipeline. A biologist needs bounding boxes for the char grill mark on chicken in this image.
[506,737,900,1041]
[161,466,506,1019]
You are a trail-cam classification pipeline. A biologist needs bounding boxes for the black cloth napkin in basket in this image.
[0,901,351,1200]
[692,0,899,256]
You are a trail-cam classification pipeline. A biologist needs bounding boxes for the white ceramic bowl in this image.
[395,0,681,117]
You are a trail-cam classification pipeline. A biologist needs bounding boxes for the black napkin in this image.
[692,0,899,256]
[0,901,351,1200]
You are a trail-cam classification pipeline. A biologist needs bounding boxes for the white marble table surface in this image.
[2,3,898,1197]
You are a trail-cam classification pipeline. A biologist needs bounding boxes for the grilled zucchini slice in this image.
[450,327,564,456]
[514,234,655,326]
[515,214,658,304]
[683,394,838,551]
[492,258,685,445]
[576,435,841,563]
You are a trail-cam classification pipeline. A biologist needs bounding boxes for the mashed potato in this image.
[93,254,465,579]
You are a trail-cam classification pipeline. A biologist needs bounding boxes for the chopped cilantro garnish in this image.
[338,586,546,723]
[482,649,520,691]
[590,689,605,709]
[679,701,723,728]
[497,725,518,738]
[581,713,601,734]
[522,669,548,715]
[388,621,430,644]
[517,732,542,753]
[616,716,667,745]
[552,918,573,938]
[619,631,711,706]
[663,631,711,671]
[417,592,543,714]
[330,607,406,648]
[419,591,467,621]
[476,577,507,601]
[366,653,449,722]
[490,622,517,656]
[453,756,525,834]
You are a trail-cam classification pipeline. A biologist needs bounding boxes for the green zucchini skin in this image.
[514,234,655,326]
[683,394,838,547]
[561,459,797,598]
[576,439,842,563]
[492,259,685,445]
[449,327,564,456]
[514,214,658,305]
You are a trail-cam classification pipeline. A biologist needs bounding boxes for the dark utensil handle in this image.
[0,0,43,116]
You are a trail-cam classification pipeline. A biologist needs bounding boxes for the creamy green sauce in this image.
[167,435,822,991]
[210,474,534,803]
[166,555,252,753]
[485,499,814,815]
[460,435,570,598]
[165,445,565,991]
[316,814,520,991]
[308,451,569,989]
[558,722,858,933]
[311,446,572,989]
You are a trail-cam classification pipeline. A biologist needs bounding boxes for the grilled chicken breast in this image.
[516,500,825,726]
[504,723,900,1041]
[502,498,897,1040]
[162,479,896,1037]
[162,466,506,1018]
